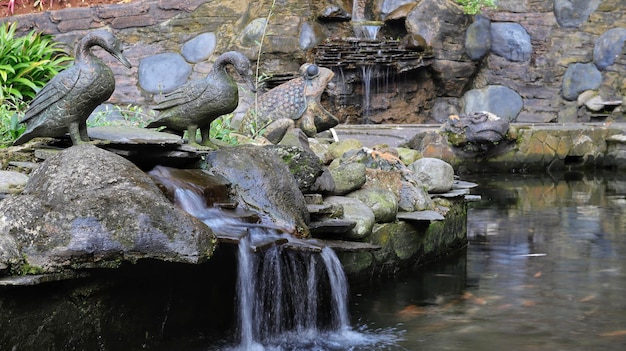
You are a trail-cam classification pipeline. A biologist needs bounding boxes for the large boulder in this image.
[0,145,216,275]
[593,27,626,70]
[463,85,523,121]
[407,158,454,193]
[465,15,491,60]
[200,145,310,237]
[490,23,532,62]
[406,0,476,96]
[554,0,602,28]
[562,63,603,101]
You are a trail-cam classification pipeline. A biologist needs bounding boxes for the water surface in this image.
[350,173,626,350]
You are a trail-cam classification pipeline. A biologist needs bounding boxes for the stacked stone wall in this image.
[1,0,625,124]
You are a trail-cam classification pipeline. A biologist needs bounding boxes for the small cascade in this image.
[147,168,402,349]
[312,0,433,123]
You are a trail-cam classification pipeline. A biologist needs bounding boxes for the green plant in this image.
[0,22,72,105]
[0,102,26,147]
[0,22,72,146]
[87,104,156,128]
[456,0,496,15]
[209,114,239,145]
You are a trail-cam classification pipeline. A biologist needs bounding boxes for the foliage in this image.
[0,102,26,147]
[0,21,72,147]
[87,104,156,128]
[456,0,496,15]
[209,114,239,145]
[0,22,73,106]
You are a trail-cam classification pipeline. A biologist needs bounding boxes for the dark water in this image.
[349,173,626,350]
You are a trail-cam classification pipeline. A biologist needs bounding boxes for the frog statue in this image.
[238,63,339,144]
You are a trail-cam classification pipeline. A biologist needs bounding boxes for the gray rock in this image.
[562,63,603,101]
[347,188,398,223]
[554,0,602,28]
[201,145,310,237]
[465,15,491,60]
[138,53,192,94]
[408,158,454,193]
[0,144,216,274]
[310,169,336,193]
[399,180,434,211]
[328,162,367,195]
[181,32,216,63]
[405,0,467,51]
[380,0,416,19]
[463,85,523,121]
[265,144,323,193]
[593,27,626,70]
[241,18,267,47]
[432,97,462,123]
[0,170,28,195]
[328,139,363,159]
[490,22,532,62]
[323,196,375,240]
[318,5,351,21]
[299,22,325,50]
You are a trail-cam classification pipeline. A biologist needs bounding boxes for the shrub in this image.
[0,21,73,147]
[456,0,497,15]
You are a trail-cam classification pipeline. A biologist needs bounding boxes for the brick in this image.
[97,2,150,19]
[111,15,156,29]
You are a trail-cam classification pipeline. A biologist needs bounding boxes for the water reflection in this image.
[351,173,626,350]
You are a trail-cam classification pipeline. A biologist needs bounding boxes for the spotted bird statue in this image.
[13,30,132,146]
[146,51,256,147]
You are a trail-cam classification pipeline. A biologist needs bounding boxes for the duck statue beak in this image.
[245,74,257,93]
[114,52,132,69]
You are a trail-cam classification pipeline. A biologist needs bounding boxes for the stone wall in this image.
[1,0,625,124]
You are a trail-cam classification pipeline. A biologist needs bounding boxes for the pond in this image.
[349,172,626,350]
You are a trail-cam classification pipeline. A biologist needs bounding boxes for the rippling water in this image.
[349,173,626,350]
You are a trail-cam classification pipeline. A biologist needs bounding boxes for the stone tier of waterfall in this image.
[314,38,434,73]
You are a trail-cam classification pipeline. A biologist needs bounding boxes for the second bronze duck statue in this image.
[13,30,132,146]
[146,51,256,147]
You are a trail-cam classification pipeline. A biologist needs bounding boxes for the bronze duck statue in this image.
[13,30,132,146]
[146,51,256,147]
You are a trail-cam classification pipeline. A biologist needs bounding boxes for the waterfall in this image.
[151,167,401,349]
[172,180,357,349]
[351,0,383,123]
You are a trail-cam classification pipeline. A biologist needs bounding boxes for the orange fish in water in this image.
[599,330,626,337]
[397,304,427,319]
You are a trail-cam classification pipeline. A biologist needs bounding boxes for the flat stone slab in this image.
[435,188,470,198]
[397,210,445,221]
[88,126,183,145]
[453,180,478,189]
[309,218,357,234]
[321,239,381,252]
[0,271,90,287]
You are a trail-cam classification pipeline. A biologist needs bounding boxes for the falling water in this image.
[166,178,385,349]
[351,0,383,123]
[148,167,402,349]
